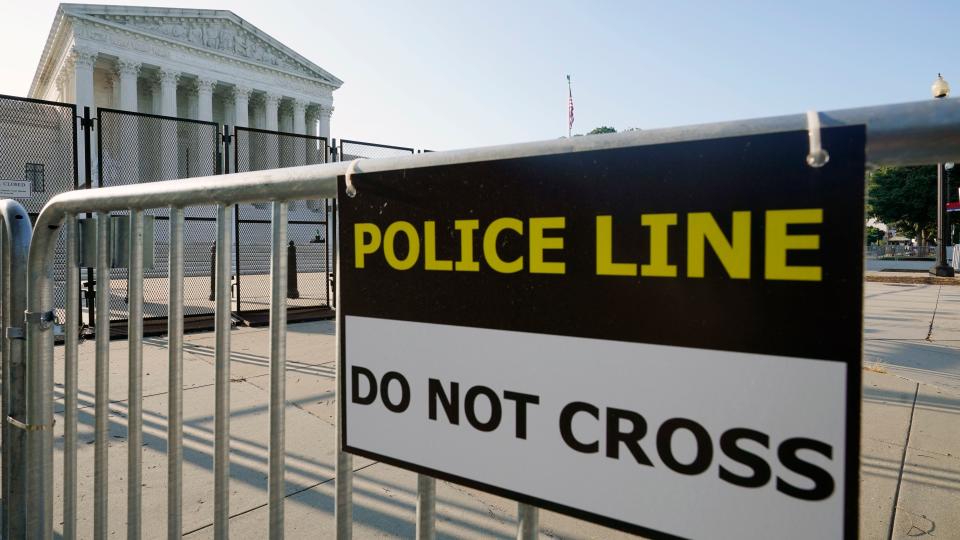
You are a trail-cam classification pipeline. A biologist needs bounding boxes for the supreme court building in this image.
[27,3,342,186]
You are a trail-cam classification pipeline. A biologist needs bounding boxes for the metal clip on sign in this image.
[806,110,830,168]
[345,158,362,198]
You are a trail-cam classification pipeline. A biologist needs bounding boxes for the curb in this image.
[866,275,960,286]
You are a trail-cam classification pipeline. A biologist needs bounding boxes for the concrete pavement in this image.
[35,281,960,538]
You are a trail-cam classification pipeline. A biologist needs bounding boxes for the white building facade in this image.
[29,4,342,185]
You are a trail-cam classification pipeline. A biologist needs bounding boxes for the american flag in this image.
[567,75,574,135]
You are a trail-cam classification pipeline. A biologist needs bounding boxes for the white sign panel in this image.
[345,317,846,539]
[0,180,31,199]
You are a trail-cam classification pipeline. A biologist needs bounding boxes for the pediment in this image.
[63,5,341,86]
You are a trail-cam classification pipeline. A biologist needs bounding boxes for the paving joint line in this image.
[240,376,334,427]
[924,285,943,341]
[182,461,380,537]
[887,381,919,540]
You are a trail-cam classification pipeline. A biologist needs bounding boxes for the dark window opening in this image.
[25,163,44,193]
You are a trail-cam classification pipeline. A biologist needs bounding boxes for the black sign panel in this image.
[338,127,864,539]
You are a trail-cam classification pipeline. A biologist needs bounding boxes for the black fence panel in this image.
[333,139,415,307]
[234,127,331,317]
[0,95,78,322]
[98,108,221,326]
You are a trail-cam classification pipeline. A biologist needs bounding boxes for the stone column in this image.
[109,73,120,108]
[116,59,140,111]
[264,93,281,169]
[317,104,333,141]
[159,68,179,117]
[72,48,97,186]
[305,105,320,164]
[264,93,280,131]
[197,77,215,122]
[233,85,251,172]
[195,78,215,176]
[150,79,161,114]
[158,69,180,179]
[293,99,307,134]
[56,70,69,103]
[291,99,307,168]
[114,59,142,184]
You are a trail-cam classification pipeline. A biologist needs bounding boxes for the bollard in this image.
[84,280,96,325]
[208,242,216,301]
[287,241,300,299]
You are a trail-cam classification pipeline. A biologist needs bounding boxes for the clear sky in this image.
[2,1,959,151]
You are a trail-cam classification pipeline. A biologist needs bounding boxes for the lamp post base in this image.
[929,264,956,277]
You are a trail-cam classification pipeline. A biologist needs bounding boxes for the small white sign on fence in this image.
[0,180,31,199]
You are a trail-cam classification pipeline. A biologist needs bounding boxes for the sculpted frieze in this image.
[88,14,319,79]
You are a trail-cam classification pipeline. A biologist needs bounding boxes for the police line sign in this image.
[338,128,863,539]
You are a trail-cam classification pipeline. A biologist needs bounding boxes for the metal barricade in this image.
[11,97,960,539]
[1,200,34,539]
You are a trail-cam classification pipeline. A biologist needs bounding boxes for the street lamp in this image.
[930,74,955,277]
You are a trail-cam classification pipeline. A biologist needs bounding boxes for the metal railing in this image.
[866,244,938,258]
[9,96,960,539]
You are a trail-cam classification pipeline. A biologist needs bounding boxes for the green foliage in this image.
[867,166,937,241]
[587,126,617,135]
[865,226,885,245]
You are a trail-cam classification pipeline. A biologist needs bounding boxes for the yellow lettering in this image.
[641,214,677,277]
[483,218,524,273]
[529,217,566,274]
[354,223,381,269]
[454,220,480,271]
[687,212,751,278]
[765,209,822,281]
[423,221,453,271]
[383,221,420,271]
[596,216,637,276]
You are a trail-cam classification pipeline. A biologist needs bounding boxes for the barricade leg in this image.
[127,210,145,539]
[94,212,111,540]
[168,207,185,540]
[1,200,32,539]
[517,504,539,540]
[269,201,288,539]
[63,215,80,540]
[214,204,233,540]
[416,475,437,540]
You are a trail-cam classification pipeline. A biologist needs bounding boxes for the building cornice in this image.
[30,4,343,99]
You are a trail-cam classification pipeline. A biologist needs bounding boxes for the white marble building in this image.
[28,4,342,185]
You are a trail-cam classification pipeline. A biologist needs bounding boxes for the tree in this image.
[866,226,885,245]
[587,126,616,135]
[867,166,938,244]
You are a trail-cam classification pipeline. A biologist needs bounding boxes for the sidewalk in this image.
[862,283,960,538]
[40,281,960,538]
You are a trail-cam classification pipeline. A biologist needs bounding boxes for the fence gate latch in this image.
[24,310,56,330]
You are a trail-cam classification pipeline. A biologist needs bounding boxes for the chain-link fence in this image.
[0,94,77,322]
[333,139,415,307]
[233,127,332,320]
[0,94,430,332]
[98,108,221,331]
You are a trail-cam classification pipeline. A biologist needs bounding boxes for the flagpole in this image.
[566,75,572,138]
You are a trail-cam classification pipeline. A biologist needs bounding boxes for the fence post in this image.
[83,106,96,327]
[209,242,216,301]
[287,241,300,299]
